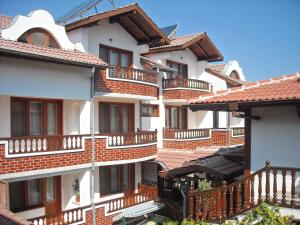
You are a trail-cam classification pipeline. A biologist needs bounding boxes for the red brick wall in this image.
[0,138,157,175]
[95,69,158,97]
[163,130,244,149]
[85,207,114,225]
[163,89,209,99]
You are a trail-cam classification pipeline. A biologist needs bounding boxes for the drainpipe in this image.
[90,67,96,225]
[175,178,187,219]
[227,112,231,148]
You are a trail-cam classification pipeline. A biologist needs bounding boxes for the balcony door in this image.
[99,102,134,133]
[165,106,187,129]
[11,98,62,137]
[166,60,188,79]
[44,176,61,215]
[99,44,132,77]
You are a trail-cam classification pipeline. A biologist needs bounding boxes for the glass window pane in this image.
[31,31,46,47]
[99,167,109,195]
[9,181,25,212]
[165,108,170,128]
[99,47,107,61]
[47,103,57,135]
[122,164,130,188]
[48,36,59,48]
[11,100,26,137]
[122,105,129,133]
[111,166,120,193]
[179,108,184,129]
[30,102,42,136]
[120,53,129,67]
[171,108,178,129]
[109,50,118,66]
[99,104,109,133]
[46,177,55,202]
[28,179,41,206]
[110,105,120,132]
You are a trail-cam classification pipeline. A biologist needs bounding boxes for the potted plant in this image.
[72,178,80,203]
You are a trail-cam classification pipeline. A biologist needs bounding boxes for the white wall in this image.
[68,19,148,69]
[0,56,91,100]
[251,106,300,171]
[0,95,10,137]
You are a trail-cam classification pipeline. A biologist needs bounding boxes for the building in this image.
[188,73,300,221]
[0,3,247,224]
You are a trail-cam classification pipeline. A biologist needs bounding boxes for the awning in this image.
[122,201,164,218]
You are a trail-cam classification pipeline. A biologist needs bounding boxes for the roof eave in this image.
[0,48,108,69]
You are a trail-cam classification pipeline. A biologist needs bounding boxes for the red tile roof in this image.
[149,33,204,51]
[157,148,218,169]
[0,15,12,29]
[207,63,226,74]
[0,38,108,67]
[189,73,300,104]
[0,207,31,225]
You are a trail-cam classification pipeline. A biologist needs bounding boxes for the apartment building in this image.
[0,3,246,224]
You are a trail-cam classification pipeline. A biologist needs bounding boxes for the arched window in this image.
[229,70,240,80]
[18,28,60,49]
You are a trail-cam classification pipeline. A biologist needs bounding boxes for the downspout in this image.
[90,67,96,225]
[175,178,187,219]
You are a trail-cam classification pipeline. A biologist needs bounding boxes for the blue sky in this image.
[0,0,299,81]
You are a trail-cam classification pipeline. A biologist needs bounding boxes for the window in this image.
[99,44,132,69]
[99,102,134,133]
[166,60,188,79]
[99,164,135,196]
[9,179,42,212]
[165,106,187,129]
[141,104,159,117]
[18,28,60,48]
[229,70,240,80]
[11,98,62,137]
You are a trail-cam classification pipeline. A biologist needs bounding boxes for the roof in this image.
[160,24,178,38]
[65,3,170,45]
[123,201,165,218]
[0,38,108,68]
[0,207,31,225]
[146,33,223,62]
[156,147,220,170]
[205,67,245,87]
[189,73,300,110]
[0,15,12,29]
[207,63,226,74]
[159,146,244,179]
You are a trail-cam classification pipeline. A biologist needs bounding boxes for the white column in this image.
[80,100,91,134]
[80,170,91,206]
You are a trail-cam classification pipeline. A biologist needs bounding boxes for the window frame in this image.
[141,104,159,117]
[99,44,133,68]
[165,106,188,129]
[18,28,60,49]
[99,164,135,197]
[166,59,188,79]
[99,102,134,133]
[11,97,63,137]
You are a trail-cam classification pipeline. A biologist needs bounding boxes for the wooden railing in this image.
[29,184,157,225]
[188,161,300,222]
[163,128,210,140]
[1,135,85,155]
[163,78,210,91]
[29,206,86,225]
[108,66,157,84]
[232,127,245,136]
[105,184,158,214]
[104,130,157,147]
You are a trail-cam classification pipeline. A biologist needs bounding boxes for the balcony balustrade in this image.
[163,77,210,91]
[163,128,210,140]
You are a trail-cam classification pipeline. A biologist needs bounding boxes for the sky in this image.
[0,0,299,81]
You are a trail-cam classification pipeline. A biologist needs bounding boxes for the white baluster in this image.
[9,140,14,153]
[63,137,67,149]
[37,138,42,151]
[77,137,81,148]
[32,139,36,151]
[21,139,25,152]
[72,137,76,148]
[43,138,47,151]
[26,139,31,152]
[68,137,71,149]
[15,140,20,153]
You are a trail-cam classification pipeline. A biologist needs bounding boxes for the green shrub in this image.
[163,221,179,225]
[198,179,212,191]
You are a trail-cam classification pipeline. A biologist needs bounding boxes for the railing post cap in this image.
[222,181,227,186]
[266,160,270,166]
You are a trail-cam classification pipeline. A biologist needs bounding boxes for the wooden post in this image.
[265,161,271,203]
[188,186,194,220]
[273,169,277,204]
[258,172,262,204]
[0,180,9,208]
[291,170,296,207]
[282,169,287,206]
[250,176,255,207]
[221,181,227,219]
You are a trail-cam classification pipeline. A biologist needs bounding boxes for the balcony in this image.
[104,130,157,148]
[163,128,210,140]
[187,161,300,222]
[95,66,158,99]
[28,184,158,225]
[1,134,85,157]
[162,78,212,100]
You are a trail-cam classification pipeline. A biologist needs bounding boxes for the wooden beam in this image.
[109,11,135,24]
[124,15,151,40]
[244,109,251,176]
[196,42,209,57]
